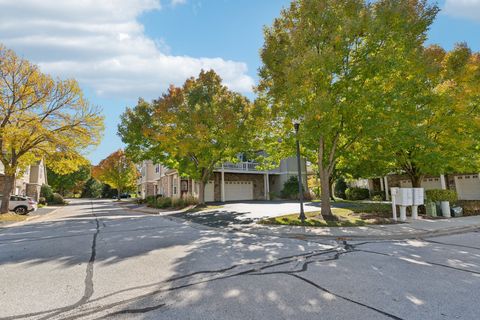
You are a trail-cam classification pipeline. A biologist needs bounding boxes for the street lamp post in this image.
[293,120,306,223]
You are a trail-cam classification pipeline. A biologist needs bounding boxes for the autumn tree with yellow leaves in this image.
[92,150,138,200]
[0,45,104,213]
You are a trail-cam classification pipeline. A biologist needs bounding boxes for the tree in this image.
[81,178,103,199]
[119,70,260,204]
[388,43,480,186]
[258,0,438,218]
[47,164,91,196]
[92,150,137,200]
[350,43,480,186]
[0,45,104,213]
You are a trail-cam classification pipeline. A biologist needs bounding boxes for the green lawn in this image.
[259,203,395,228]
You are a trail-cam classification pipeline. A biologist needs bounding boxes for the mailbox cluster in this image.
[390,188,424,221]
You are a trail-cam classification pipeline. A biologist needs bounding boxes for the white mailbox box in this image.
[395,188,413,206]
[412,188,424,205]
[411,188,424,220]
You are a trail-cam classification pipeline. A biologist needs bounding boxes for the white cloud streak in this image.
[0,0,254,98]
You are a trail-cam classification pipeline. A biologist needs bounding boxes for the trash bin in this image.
[426,201,437,217]
[450,206,463,217]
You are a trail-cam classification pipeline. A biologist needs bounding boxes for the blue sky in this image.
[0,0,479,164]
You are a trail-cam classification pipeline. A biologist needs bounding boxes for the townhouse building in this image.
[0,160,48,201]
[137,156,308,202]
[352,173,480,201]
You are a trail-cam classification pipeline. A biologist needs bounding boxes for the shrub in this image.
[38,197,47,205]
[280,176,304,199]
[158,197,172,208]
[102,184,118,199]
[311,186,321,199]
[172,198,186,208]
[370,191,385,201]
[345,187,370,200]
[51,193,65,205]
[334,178,348,199]
[81,178,103,198]
[183,196,198,206]
[40,184,54,202]
[425,189,457,203]
[145,195,156,206]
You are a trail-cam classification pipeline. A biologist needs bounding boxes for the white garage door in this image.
[455,175,480,200]
[205,181,214,202]
[225,181,253,201]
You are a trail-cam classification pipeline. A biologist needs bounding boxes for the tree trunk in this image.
[329,177,335,202]
[198,180,206,205]
[319,169,333,219]
[410,175,423,188]
[1,174,15,214]
[117,188,121,201]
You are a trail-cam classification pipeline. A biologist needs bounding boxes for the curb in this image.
[229,224,480,241]
[113,202,196,216]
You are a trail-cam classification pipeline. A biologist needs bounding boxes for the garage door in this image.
[455,175,480,200]
[225,181,253,201]
[205,181,214,202]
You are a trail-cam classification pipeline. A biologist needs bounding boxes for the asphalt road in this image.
[1,199,479,320]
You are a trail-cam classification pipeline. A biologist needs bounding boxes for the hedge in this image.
[345,187,370,200]
[425,189,457,203]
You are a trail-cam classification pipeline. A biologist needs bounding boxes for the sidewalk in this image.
[230,215,480,240]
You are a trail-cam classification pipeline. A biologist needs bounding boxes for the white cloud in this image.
[444,0,480,22]
[0,0,254,98]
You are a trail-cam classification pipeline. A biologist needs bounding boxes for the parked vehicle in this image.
[0,195,38,214]
[112,193,132,199]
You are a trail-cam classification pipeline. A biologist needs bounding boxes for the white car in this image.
[0,195,38,214]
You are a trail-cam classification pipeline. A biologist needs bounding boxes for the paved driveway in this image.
[173,201,331,228]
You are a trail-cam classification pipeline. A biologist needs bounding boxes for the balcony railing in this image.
[216,162,260,172]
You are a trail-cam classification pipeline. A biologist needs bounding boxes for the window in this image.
[155,164,160,173]
[173,178,177,194]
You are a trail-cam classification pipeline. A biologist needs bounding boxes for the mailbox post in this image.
[390,187,399,221]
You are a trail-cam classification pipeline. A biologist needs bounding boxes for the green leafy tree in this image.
[258,0,438,217]
[47,164,91,196]
[81,178,103,199]
[119,70,261,204]
[0,44,104,213]
[351,43,480,186]
[92,150,138,200]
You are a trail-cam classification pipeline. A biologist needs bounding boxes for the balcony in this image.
[215,162,280,173]
[220,162,259,171]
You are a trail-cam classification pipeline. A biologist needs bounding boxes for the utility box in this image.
[395,188,413,206]
[426,202,437,217]
[412,188,424,206]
